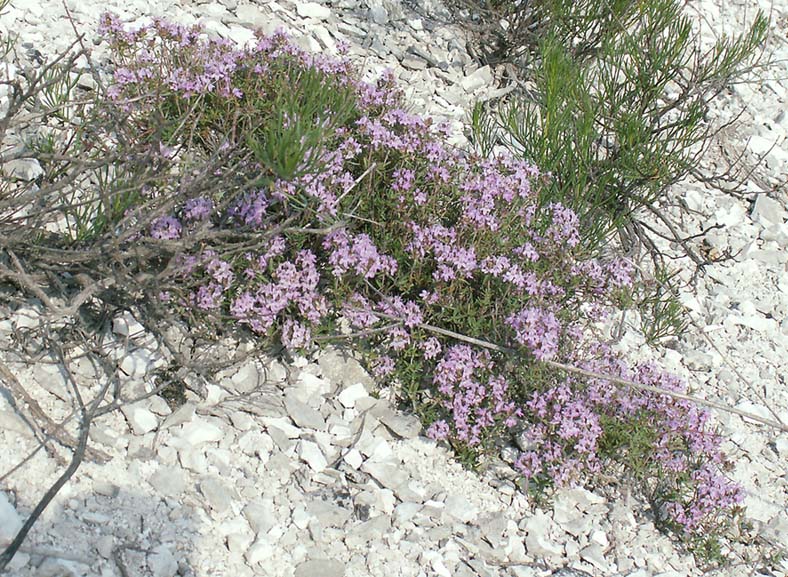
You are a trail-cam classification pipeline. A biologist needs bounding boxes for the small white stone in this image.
[365,438,393,463]
[443,494,478,523]
[4,158,43,181]
[343,448,364,469]
[147,544,178,577]
[590,530,609,548]
[407,18,423,31]
[337,383,369,408]
[294,372,332,400]
[299,440,328,471]
[297,2,330,20]
[120,349,159,378]
[524,510,564,559]
[461,65,493,93]
[312,25,336,54]
[368,5,388,24]
[0,491,22,542]
[180,419,224,446]
[243,501,275,536]
[752,194,787,226]
[227,532,254,554]
[113,312,145,337]
[262,417,302,439]
[13,305,42,329]
[123,406,158,435]
[394,502,421,524]
[291,505,312,529]
[246,537,274,565]
[760,222,788,246]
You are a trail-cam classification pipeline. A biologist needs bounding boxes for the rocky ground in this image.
[0,0,786,576]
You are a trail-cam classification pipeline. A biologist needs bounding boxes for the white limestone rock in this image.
[298,440,328,471]
[113,311,146,337]
[377,409,421,439]
[148,466,187,498]
[147,544,178,577]
[199,475,236,514]
[296,2,331,20]
[443,494,478,524]
[179,418,224,446]
[461,65,493,93]
[3,158,43,181]
[0,491,22,543]
[119,348,161,379]
[317,348,374,389]
[751,194,787,226]
[294,558,345,577]
[243,501,276,536]
[284,393,327,431]
[523,510,565,560]
[245,537,275,565]
[121,404,159,436]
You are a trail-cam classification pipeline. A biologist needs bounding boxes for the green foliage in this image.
[598,409,661,479]
[37,66,83,122]
[616,266,689,344]
[458,0,767,252]
[245,65,360,183]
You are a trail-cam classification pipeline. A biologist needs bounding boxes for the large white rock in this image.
[523,510,565,559]
[4,158,43,181]
[294,559,345,577]
[337,383,369,408]
[245,537,275,565]
[751,194,787,226]
[284,394,326,430]
[113,311,145,337]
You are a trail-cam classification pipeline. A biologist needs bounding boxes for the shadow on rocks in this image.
[1,480,200,577]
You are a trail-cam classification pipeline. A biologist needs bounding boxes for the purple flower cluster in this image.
[190,251,235,310]
[406,224,478,282]
[662,464,743,533]
[150,215,182,240]
[427,345,520,447]
[545,202,581,247]
[514,382,603,484]
[459,157,538,231]
[324,229,397,279]
[564,346,743,536]
[229,250,327,338]
[229,190,269,228]
[507,306,562,360]
[183,197,214,222]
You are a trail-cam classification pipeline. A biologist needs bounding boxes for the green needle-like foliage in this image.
[454,0,768,251]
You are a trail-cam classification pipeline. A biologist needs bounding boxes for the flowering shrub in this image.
[90,14,743,556]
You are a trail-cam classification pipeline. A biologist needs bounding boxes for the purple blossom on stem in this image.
[183,197,214,222]
[324,229,398,279]
[150,215,182,240]
[430,346,519,447]
[507,306,561,360]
